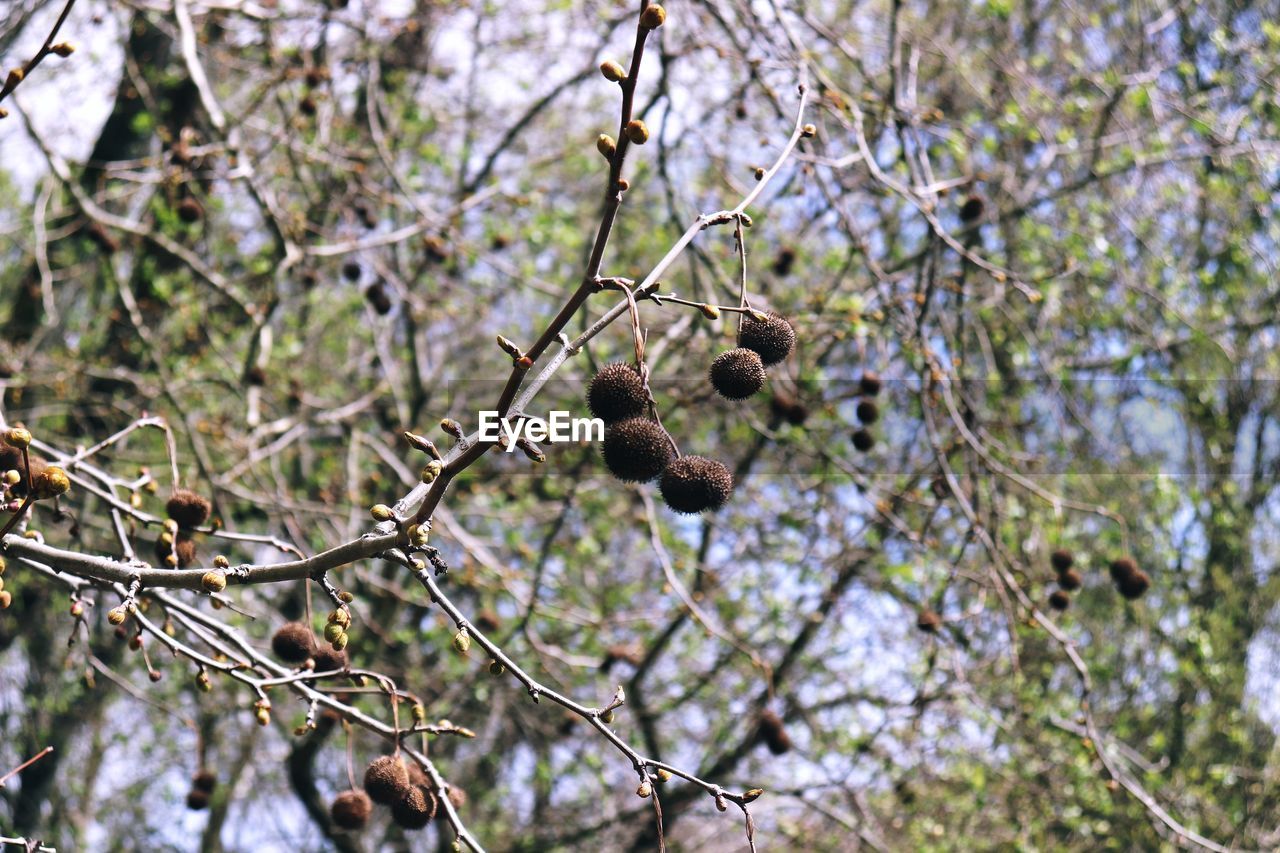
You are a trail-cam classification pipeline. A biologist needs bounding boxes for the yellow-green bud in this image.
[625,120,649,145]
[700,303,720,320]
[640,4,666,29]
[636,780,652,798]
[201,571,227,593]
[213,554,230,569]
[3,427,32,449]
[421,460,443,483]
[600,60,626,82]
[50,43,74,57]
[596,134,616,160]
[488,659,505,676]
[107,606,128,625]
[3,469,20,486]
[370,503,394,521]
[656,768,672,783]
[324,622,345,643]
[452,629,471,655]
[331,632,349,651]
[163,518,179,535]
[31,467,70,500]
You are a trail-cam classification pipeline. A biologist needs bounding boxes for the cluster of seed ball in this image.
[325,755,443,832]
[272,616,350,671]
[1046,549,1149,610]
[850,373,881,453]
[185,769,217,811]
[155,489,210,569]
[588,312,796,513]
[1048,549,1082,610]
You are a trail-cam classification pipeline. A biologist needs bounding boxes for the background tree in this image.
[1,0,1278,850]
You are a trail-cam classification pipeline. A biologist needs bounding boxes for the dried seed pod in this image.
[855,399,880,424]
[1050,549,1074,572]
[601,418,673,483]
[1048,590,1071,610]
[737,312,795,366]
[363,755,411,805]
[757,709,792,755]
[959,194,985,221]
[659,456,733,514]
[859,372,882,397]
[916,608,941,634]
[391,784,438,829]
[851,429,874,452]
[272,621,315,664]
[330,789,373,830]
[167,490,211,529]
[587,363,647,424]
[709,348,766,400]
[192,770,217,793]
[1057,568,1082,591]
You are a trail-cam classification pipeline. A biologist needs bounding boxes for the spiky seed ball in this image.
[770,392,808,425]
[772,247,796,277]
[1108,557,1138,582]
[174,536,198,568]
[342,260,361,282]
[959,195,985,221]
[447,786,468,809]
[916,609,941,634]
[177,198,203,223]
[659,456,734,514]
[330,789,373,830]
[272,621,315,664]
[737,312,795,366]
[757,710,792,755]
[364,756,411,805]
[1050,549,1074,572]
[1057,568,1083,591]
[391,784,438,829]
[407,761,428,787]
[192,770,217,793]
[167,490,211,529]
[709,348,766,400]
[312,645,347,672]
[587,363,647,423]
[851,429,874,452]
[856,399,880,424]
[859,372,882,397]
[366,282,392,315]
[1048,590,1071,610]
[1118,569,1150,600]
[601,418,673,483]
[186,788,210,810]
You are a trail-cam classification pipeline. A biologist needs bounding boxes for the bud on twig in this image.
[596,134,616,160]
[404,431,443,460]
[625,120,649,145]
[600,60,626,82]
[440,419,465,441]
[51,43,74,57]
[640,4,666,29]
